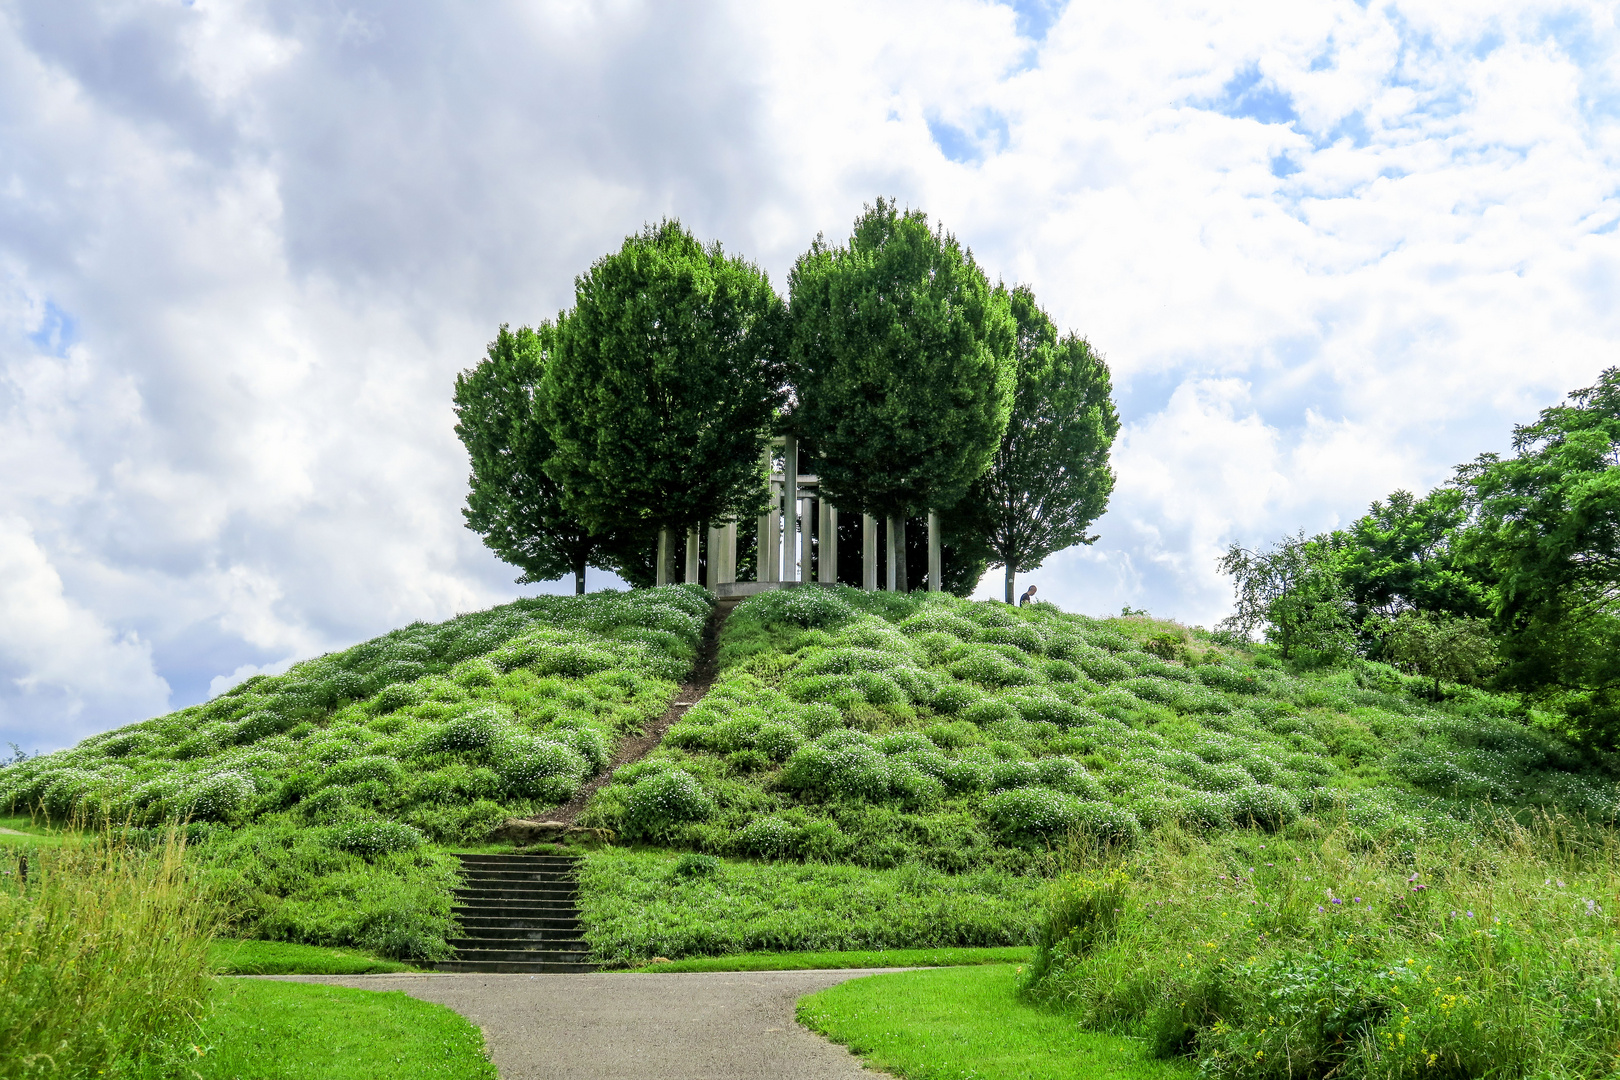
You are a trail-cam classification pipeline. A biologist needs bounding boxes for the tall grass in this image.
[1024,813,1620,1078]
[1,826,215,1080]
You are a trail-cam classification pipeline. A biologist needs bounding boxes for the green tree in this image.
[788,200,1016,527]
[946,286,1120,602]
[1379,610,1497,699]
[1217,532,1356,664]
[1323,488,1489,629]
[453,324,652,593]
[1456,367,1620,740]
[539,221,788,553]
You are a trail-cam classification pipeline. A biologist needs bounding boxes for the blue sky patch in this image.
[928,111,1010,165]
[28,300,77,357]
[997,0,1067,42]
[1213,64,1298,126]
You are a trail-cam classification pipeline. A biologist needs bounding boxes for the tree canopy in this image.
[538,220,788,541]
[1455,368,1620,728]
[453,324,650,593]
[787,199,1016,520]
[946,286,1119,602]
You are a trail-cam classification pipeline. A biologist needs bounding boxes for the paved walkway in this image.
[273,969,893,1079]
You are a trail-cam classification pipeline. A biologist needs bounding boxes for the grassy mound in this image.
[0,587,710,959]
[573,587,1619,962]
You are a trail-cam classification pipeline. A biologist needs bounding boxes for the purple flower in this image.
[1332,898,1343,905]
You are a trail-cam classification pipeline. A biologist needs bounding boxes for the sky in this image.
[2,0,1618,753]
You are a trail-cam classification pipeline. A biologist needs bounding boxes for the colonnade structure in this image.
[653,435,944,598]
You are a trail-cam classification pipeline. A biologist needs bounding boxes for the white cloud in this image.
[0,515,170,751]
[0,0,1617,748]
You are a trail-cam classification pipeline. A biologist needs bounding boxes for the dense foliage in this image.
[947,285,1120,603]
[1222,367,1620,745]
[0,588,709,958]
[787,199,1017,521]
[538,219,787,541]
[1023,815,1620,1079]
[454,323,651,592]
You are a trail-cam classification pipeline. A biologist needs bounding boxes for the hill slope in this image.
[570,587,1619,962]
[0,587,709,957]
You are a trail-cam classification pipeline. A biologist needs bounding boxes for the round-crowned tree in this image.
[454,324,654,593]
[539,220,788,546]
[788,199,1016,522]
[944,286,1121,602]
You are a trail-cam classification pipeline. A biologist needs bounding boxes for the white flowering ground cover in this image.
[576,586,1620,964]
[0,586,709,959]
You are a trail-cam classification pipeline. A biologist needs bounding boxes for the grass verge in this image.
[630,945,1031,972]
[196,980,495,1080]
[798,964,1188,1080]
[2,826,213,1079]
[210,939,418,975]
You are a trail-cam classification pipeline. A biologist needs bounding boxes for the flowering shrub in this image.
[985,786,1083,841]
[332,816,424,857]
[621,769,714,839]
[738,814,800,856]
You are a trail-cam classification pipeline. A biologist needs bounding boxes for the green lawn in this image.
[0,815,65,847]
[209,938,419,975]
[196,979,495,1080]
[798,964,1188,1080]
[631,945,1031,972]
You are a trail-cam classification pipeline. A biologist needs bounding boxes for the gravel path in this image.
[269,969,891,1079]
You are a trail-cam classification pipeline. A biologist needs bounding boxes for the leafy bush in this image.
[622,769,714,839]
[331,816,425,858]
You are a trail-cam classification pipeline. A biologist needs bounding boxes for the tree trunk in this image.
[574,552,587,595]
[1005,562,1015,604]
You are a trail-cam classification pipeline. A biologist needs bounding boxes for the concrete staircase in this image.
[437,852,594,973]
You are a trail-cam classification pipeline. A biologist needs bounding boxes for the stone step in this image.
[453,902,578,918]
[458,869,577,884]
[447,853,592,972]
[455,914,581,932]
[446,945,591,964]
[455,885,578,901]
[434,959,597,974]
[449,930,587,947]
[456,855,582,868]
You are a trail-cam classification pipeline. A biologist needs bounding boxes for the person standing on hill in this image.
[1019,584,1037,606]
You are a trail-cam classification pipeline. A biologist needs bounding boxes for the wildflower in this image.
[1332,898,1343,905]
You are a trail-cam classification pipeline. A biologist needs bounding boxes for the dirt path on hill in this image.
[268,969,884,1080]
[548,604,731,825]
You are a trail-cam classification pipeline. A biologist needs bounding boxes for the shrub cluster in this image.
[1024,814,1620,1080]
[585,586,1619,875]
[2,586,710,957]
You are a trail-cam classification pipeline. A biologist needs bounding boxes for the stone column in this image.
[706,523,723,586]
[656,527,673,587]
[782,435,798,583]
[756,445,772,583]
[765,482,782,582]
[800,498,814,585]
[862,513,877,591]
[895,517,908,592]
[927,509,941,592]
[885,514,899,592]
[685,526,700,585]
[818,502,837,583]
[723,522,737,584]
